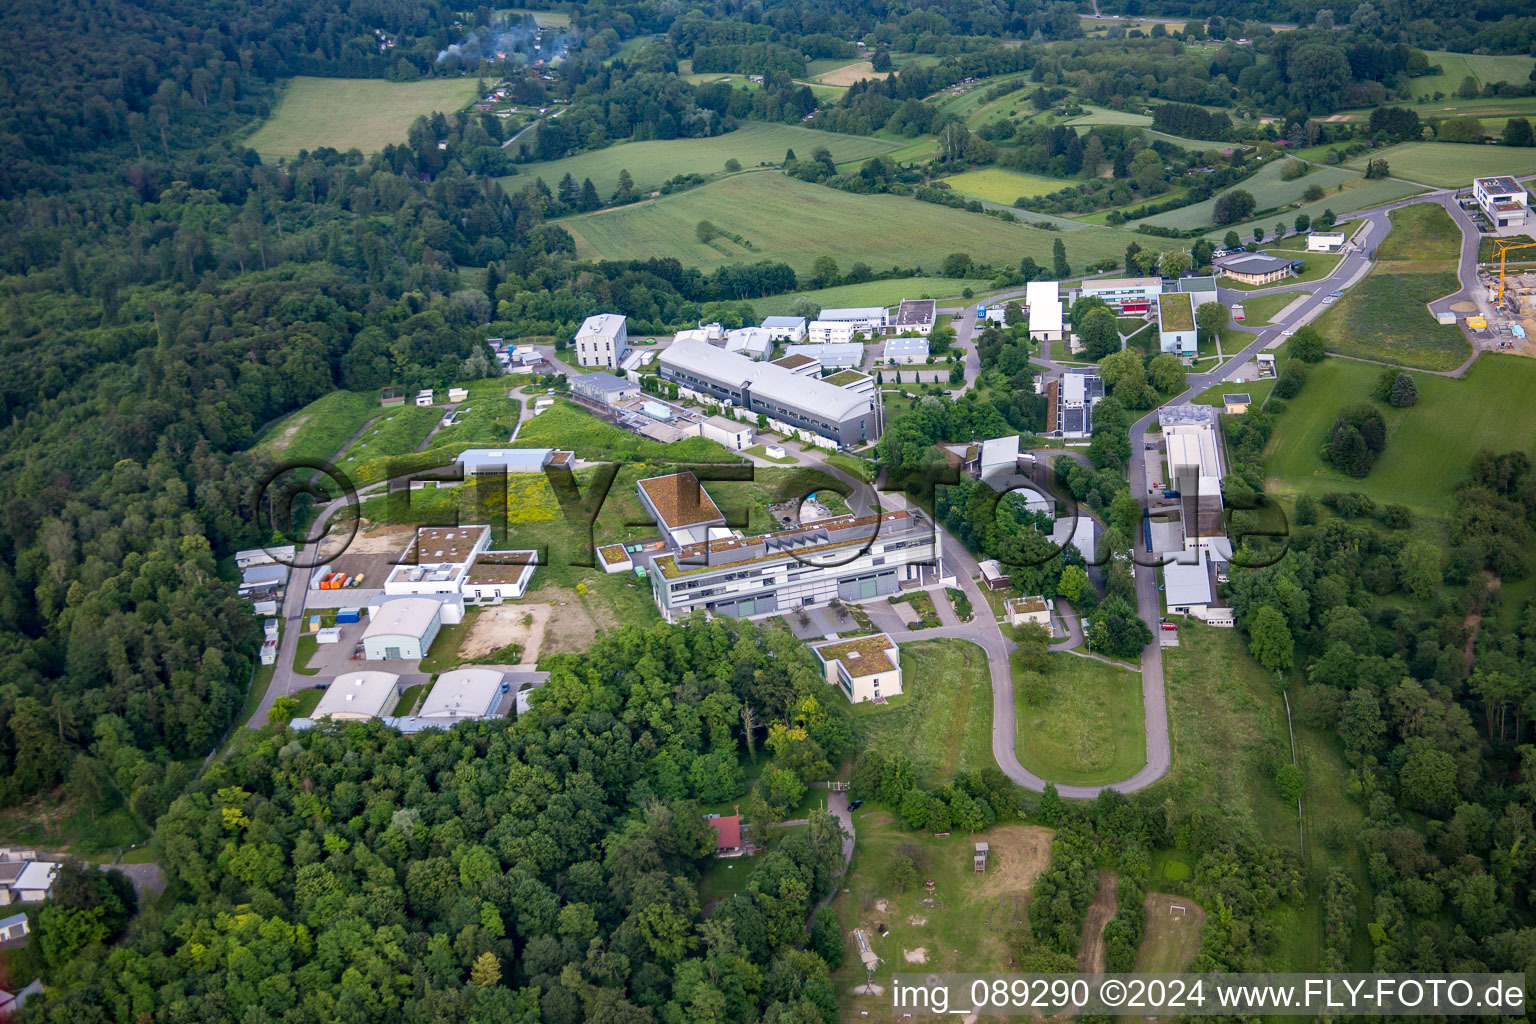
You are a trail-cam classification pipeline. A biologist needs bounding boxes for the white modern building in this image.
[1025,281,1064,342]
[815,305,888,336]
[699,415,754,450]
[571,371,640,406]
[1079,276,1162,313]
[725,327,773,360]
[883,336,929,364]
[574,313,630,369]
[1473,175,1529,228]
[361,597,445,660]
[314,671,403,721]
[806,320,859,344]
[419,668,505,719]
[761,316,808,342]
[1164,552,1214,617]
[895,298,937,335]
[455,447,573,477]
[385,525,538,603]
[1307,231,1346,252]
[811,633,903,704]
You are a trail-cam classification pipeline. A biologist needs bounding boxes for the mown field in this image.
[246,76,479,159]
[1014,652,1146,786]
[558,172,1140,274]
[1262,354,1536,519]
[1199,177,1424,241]
[251,389,381,468]
[1411,50,1536,99]
[751,276,987,317]
[502,123,902,197]
[1137,159,1358,230]
[1345,141,1536,188]
[1311,203,1470,369]
[1066,105,1152,127]
[941,167,1072,204]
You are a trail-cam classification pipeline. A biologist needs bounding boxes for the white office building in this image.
[761,316,808,342]
[574,313,630,369]
[1473,175,1529,228]
[1026,281,1064,342]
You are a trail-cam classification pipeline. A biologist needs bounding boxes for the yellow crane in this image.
[1491,239,1536,304]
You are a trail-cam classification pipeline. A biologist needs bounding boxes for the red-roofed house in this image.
[709,814,744,856]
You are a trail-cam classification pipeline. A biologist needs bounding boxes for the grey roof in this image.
[573,371,635,392]
[1164,554,1214,606]
[1178,275,1218,295]
[978,435,1020,469]
[884,337,929,358]
[1476,175,1523,194]
[1060,370,1103,405]
[783,343,864,368]
[1223,393,1252,404]
[761,316,806,329]
[0,912,26,931]
[457,448,553,472]
[1157,404,1217,428]
[1218,253,1295,275]
[661,340,872,420]
[818,306,887,322]
[576,313,626,339]
[241,564,289,586]
[896,299,936,326]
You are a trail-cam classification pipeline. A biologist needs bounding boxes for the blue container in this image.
[336,608,361,624]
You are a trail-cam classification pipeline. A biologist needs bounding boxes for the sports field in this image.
[246,77,479,159]
[558,172,1140,274]
[941,168,1073,204]
[502,123,901,197]
[1263,355,1536,517]
[1311,203,1469,369]
[1346,141,1536,188]
[1136,160,1358,230]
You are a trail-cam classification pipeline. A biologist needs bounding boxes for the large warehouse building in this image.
[314,672,403,721]
[659,339,882,447]
[419,668,504,719]
[361,597,445,660]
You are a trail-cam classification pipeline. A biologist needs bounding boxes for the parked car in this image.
[848,799,863,811]
[500,682,510,693]
[1329,290,1344,297]
[1321,296,1337,304]
[314,682,329,689]
[1161,622,1179,631]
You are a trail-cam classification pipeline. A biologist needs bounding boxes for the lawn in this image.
[392,683,427,716]
[1262,354,1536,518]
[1191,375,1276,408]
[251,389,381,468]
[848,639,994,791]
[336,405,442,485]
[0,788,150,859]
[1345,141,1536,188]
[1014,652,1145,786]
[1157,625,1373,970]
[941,168,1074,205]
[511,398,740,462]
[247,77,479,159]
[1218,251,1343,291]
[1411,51,1536,99]
[502,122,902,197]
[557,172,1141,275]
[1198,177,1426,242]
[1235,291,1302,326]
[1310,203,1470,370]
[751,276,988,318]
[1136,160,1359,231]
[1065,105,1152,128]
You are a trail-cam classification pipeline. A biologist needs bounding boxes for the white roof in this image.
[761,315,807,329]
[1166,430,1220,479]
[884,337,929,358]
[1083,276,1161,291]
[576,313,626,340]
[818,306,887,322]
[1025,281,1063,332]
[1157,404,1217,428]
[314,672,401,720]
[1050,516,1098,561]
[1309,231,1345,240]
[1164,553,1213,607]
[420,668,503,718]
[363,597,443,640]
[12,861,56,892]
[783,343,864,368]
[978,434,1020,469]
[725,327,773,357]
[457,448,552,472]
[977,558,1006,581]
[661,340,871,420]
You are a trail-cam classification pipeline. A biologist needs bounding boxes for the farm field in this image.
[1262,354,1536,519]
[813,60,889,86]
[246,77,478,159]
[940,167,1072,204]
[751,276,987,317]
[501,123,902,197]
[503,8,572,26]
[830,817,1056,1020]
[1200,177,1424,241]
[558,172,1140,274]
[849,639,994,791]
[1345,141,1536,188]
[251,389,380,468]
[1311,203,1469,369]
[1136,160,1358,230]
[1158,626,1373,970]
[1014,652,1145,786]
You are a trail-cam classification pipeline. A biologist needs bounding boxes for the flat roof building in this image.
[1157,292,1198,356]
[637,471,728,547]
[456,447,571,475]
[895,298,937,335]
[882,336,929,364]
[1307,231,1346,252]
[574,313,630,370]
[782,343,864,370]
[571,371,640,406]
[1164,552,1214,615]
[1223,393,1252,414]
[761,315,807,342]
[1080,276,1162,313]
[1046,370,1104,438]
[660,339,881,447]
[817,306,888,333]
[1026,281,1064,342]
[1474,175,1529,228]
[314,671,403,721]
[420,668,504,719]
[812,633,902,704]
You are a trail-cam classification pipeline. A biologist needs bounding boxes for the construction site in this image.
[1473,236,1536,355]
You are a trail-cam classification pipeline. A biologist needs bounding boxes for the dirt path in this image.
[1076,870,1119,973]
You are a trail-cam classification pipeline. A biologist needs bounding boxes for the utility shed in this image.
[974,842,989,871]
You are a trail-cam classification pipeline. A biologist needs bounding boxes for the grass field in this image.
[813,60,889,86]
[1136,160,1359,230]
[1310,203,1469,370]
[558,172,1140,275]
[1345,141,1536,188]
[1412,50,1536,99]
[1066,105,1153,127]
[1200,177,1425,241]
[247,77,479,159]
[1014,653,1145,786]
[941,167,1074,205]
[511,399,739,462]
[502,123,902,197]
[1262,354,1536,518]
[503,8,572,26]
[1158,625,1373,970]
[335,404,441,485]
[751,276,988,317]
[1235,291,1302,326]
[1191,375,1276,408]
[849,639,994,791]
[252,389,380,468]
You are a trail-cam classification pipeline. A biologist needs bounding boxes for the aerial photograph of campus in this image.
[0,0,1534,1019]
